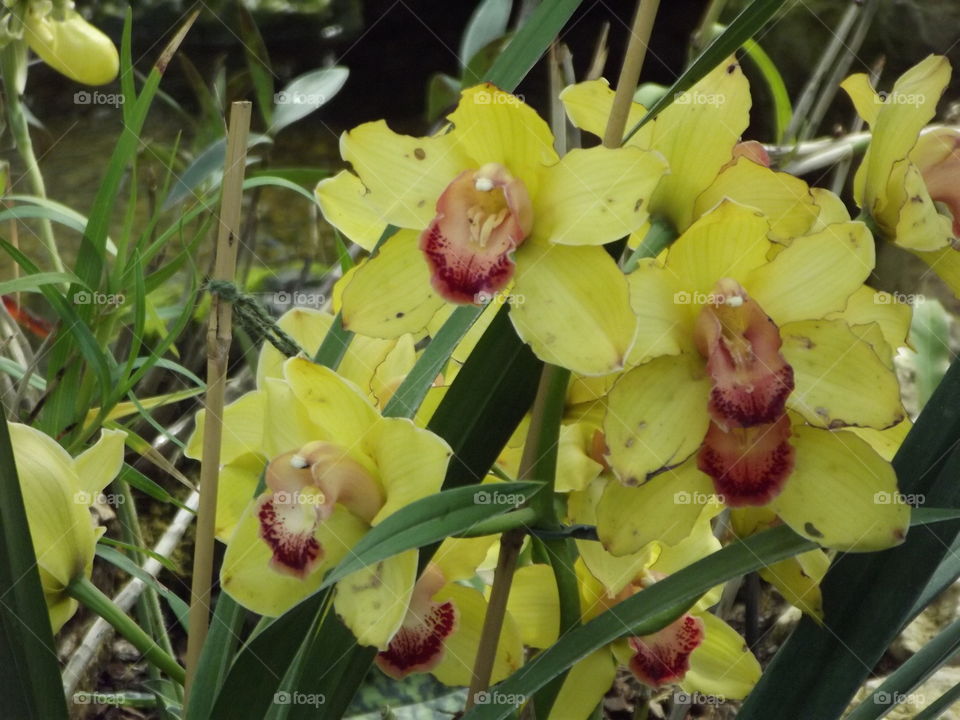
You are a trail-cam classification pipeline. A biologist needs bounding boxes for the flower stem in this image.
[67,575,186,685]
[0,42,64,273]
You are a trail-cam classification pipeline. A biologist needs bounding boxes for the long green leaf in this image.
[183,591,247,720]
[738,357,960,720]
[95,545,189,629]
[0,412,69,719]
[846,616,960,720]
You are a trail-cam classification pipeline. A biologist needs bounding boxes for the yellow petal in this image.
[769,426,909,551]
[682,612,760,700]
[340,229,446,338]
[693,158,819,239]
[510,242,636,375]
[891,161,954,251]
[559,78,653,148]
[556,423,604,493]
[73,428,126,498]
[650,507,722,577]
[825,285,912,351]
[261,377,326,458]
[810,187,852,228]
[283,358,380,452]
[626,258,690,365]
[780,319,905,429]
[11,423,94,592]
[431,582,524,686]
[533,146,666,245]
[186,389,265,464]
[597,457,718,556]
[506,564,560,648]
[216,454,265,542]
[432,535,498,583]
[340,121,471,229]
[447,84,559,198]
[548,650,617,720]
[850,418,911,462]
[745,221,874,325]
[24,8,119,86]
[365,417,450,525]
[604,353,711,485]
[220,499,365,616]
[336,550,418,649]
[666,201,771,299]
[759,549,829,621]
[315,170,387,251]
[649,59,751,230]
[569,481,659,598]
[840,73,880,127]
[912,244,960,297]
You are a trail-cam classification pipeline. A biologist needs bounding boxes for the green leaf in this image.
[484,0,581,91]
[183,591,246,720]
[0,271,87,294]
[162,135,272,210]
[740,37,792,143]
[460,0,512,70]
[383,305,483,418]
[119,464,195,515]
[737,357,960,720]
[244,175,320,206]
[427,305,540,487]
[238,5,275,129]
[914,681,960,720]
[624,0,791,141]
[846,616,960,720]
[95,545,189,629]
[0,410,69,719]
[910,299,952,410]
[271,67,349,135]
[320,481,542,589]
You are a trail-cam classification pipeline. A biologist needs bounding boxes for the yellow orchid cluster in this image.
[182,52,958,717]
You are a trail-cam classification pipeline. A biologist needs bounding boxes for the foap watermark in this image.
[474,489,526,506]
[674,90,725,106]
[474,291,525,306]
[873,690,925,705]
[874,491,924,506]
[274,90,327,106]
[273,691,326,708]
[273,490,325,507]
[674,691,725,705]
[73,692,124,705]
[472,691,527,706]
[876,90,926,107]
[74,90,124,108]
[473,89,524,106]
[674,490,725,505]
[673,290,741,307]
[74,491,126,506]
[73,290,125,308]
[874,291,924,305]
[269,290,327,309]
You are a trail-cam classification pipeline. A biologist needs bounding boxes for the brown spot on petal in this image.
[698,414,795,506]
[413,147,426,160]
[628,614,705,688]
[375,600,457,679]
[804,522,824,538]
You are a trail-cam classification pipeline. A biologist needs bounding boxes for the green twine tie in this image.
[206,280,305,359]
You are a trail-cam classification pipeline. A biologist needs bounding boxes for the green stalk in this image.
[0,42,64,273]
[67,575,186,685]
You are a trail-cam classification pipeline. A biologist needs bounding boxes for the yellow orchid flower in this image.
[373,536,523,686]
[841,55,955,253]
[505,513,760,719]
[11,423,126,632]
[185,307,417,542]
[22,3,119,86]
[560,60,821,240]
[317,83,668,376]
[206,356,450,652]
[598,201,909,552]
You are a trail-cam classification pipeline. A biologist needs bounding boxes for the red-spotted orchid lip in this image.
[257,443,385,578]
[376,565,457,678]
[628,613,705,689]
[693,278,796,506]
[419,163,532,305]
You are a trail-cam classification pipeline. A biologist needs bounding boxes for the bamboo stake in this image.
[184,101,252,700]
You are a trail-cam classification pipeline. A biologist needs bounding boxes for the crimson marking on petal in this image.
[698,414,795,507]
[257,496,323,579]
[628,614,705,689]
[375,600,457,679]
[420,220,516,304]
